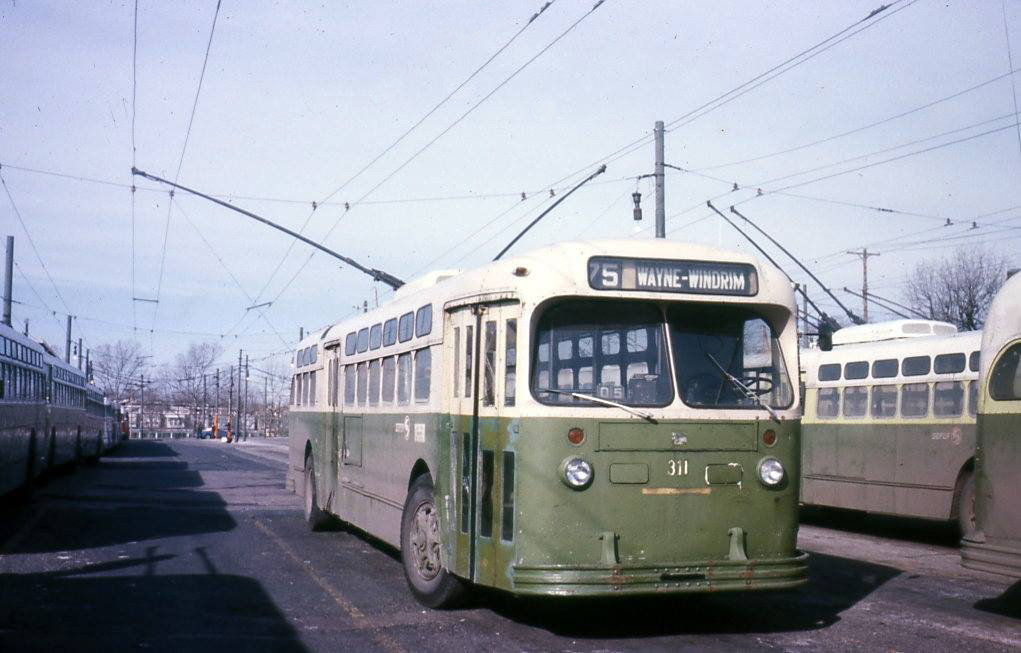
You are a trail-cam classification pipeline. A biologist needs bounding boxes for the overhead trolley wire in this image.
[664,0,922,134]
[230,0,575,336]
[1003,0,1021,167]
[149,0,223,337]
[242,1,609,335]
[695,67,1020,172]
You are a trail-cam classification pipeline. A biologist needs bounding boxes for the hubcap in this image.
[409,500,441,581]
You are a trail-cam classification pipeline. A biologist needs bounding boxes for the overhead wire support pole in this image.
[846,248,880,321]
[655,121,665,238]
[728,205,864,325]
[131,168,405,289]
[494,165,607,261]
[705,201,830,323]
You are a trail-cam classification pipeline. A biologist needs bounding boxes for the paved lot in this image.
[0,439,1018,652]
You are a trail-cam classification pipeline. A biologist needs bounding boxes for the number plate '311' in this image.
[667,460,689,476]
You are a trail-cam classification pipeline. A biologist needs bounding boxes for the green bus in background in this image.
[288,239,807,607]
[961,271,1021,577]
[801,322,982,533]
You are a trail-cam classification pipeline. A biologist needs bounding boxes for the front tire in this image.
[304,455,330,531]
[400,475,466,609]
[957,470,977,539]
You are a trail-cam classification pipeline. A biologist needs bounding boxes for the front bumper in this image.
[511,551,809,596]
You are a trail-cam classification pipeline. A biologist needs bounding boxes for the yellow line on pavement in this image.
[254,519,403,653]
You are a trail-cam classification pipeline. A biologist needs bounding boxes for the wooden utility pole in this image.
[847,248,880,322]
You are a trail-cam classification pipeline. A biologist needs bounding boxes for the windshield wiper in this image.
[537,387,658,424]
[704,353,783,424]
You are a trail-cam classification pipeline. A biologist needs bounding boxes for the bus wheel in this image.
[400,475,466,609]
[957,471,977,539]
[304,455,330,531]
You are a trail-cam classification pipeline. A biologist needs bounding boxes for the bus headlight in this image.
[561,457,593,489]
[758,457,785,487]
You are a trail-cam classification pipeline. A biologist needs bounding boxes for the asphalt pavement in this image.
[0,438,1018,652]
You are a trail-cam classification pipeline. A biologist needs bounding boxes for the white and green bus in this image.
[961,271,1021,577]
[801,321,981,532]
[288,239,807,607]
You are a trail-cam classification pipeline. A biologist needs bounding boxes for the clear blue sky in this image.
[1,0,1019,369]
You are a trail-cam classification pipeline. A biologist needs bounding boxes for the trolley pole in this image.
[847,248,880,322]
[654,120,665,239]
[2,236,13,327]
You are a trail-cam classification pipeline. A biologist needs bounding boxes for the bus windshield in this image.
[668,305,793,409]
[532,301,673,407]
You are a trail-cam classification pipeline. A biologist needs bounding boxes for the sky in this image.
[1,0,1019,371]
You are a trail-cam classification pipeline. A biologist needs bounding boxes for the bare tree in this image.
[906,248,1007,331]
[160,342,224,421]
[92,339,147,402]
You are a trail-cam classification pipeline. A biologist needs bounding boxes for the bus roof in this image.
[831,319,958,346]
[980,272,1021,361]
[296,239,796,355]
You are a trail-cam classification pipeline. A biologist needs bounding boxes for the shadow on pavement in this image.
[0,551,308,652]
[800,505,960,547]
[478,551,899,638]
[975,580,1021,619]
[0,440,236,554]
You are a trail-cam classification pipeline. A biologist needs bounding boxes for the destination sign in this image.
[588,256,758,296]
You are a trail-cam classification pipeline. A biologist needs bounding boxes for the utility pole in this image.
[237,350,243,441]
[65,315,72,363]
[263,375,268,437]
[215,369,220,434]
[654,120,665,239]
[244,354,249,440]
[228,365,235,442]
[3,236,13,327]
[139,374,145,439]
[847,248,880,322]
[202,374,207,428]
[76,337,83,369]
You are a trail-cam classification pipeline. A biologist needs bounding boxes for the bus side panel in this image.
[892,421,974,520]
[975,412,1021,549]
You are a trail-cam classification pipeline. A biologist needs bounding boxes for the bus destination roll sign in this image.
[588,256,758,296]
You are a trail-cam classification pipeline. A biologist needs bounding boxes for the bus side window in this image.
[453,327,460,398]
[415,348,431,403]
[465,326,474,399]
[369,360,381,407]
[344,365,356,406]
[968,380,978,416]
[933,381,963,416]
[398,353,412,404]
[309,370,317,406]
[901,383,929,417]
[483,321,497,406]
[870,385,897,417]
[842,386,867,418]
[382,356,396,404]
[817,387,839,417]
[356,363,368,405]
[505,319,517,407]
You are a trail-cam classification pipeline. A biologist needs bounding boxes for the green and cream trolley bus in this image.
[961,272,1021,577]
[288,239,807,607]
[801,321,981,532]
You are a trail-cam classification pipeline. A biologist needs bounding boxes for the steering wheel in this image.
[739,373,774,395]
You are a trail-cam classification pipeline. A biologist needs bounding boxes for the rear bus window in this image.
[989,343,1021,401]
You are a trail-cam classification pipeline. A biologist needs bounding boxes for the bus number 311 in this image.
[667,460,689,476]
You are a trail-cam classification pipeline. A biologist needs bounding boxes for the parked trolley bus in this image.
[961,271,1021,577]
[801,321,981,532]
[288,240,807,607]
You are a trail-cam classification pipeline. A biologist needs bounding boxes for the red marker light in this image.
[762,429,777,447]
[567,427,585,445]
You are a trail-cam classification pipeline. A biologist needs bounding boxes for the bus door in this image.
[448,300,520,584]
